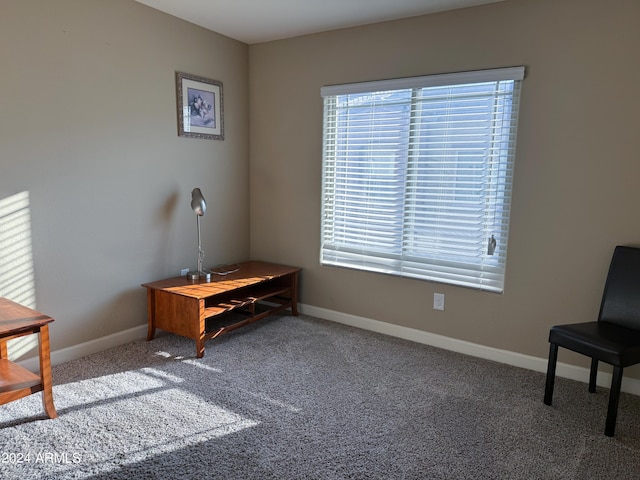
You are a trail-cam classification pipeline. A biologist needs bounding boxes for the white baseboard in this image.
[18,324,148,372]
[16,306,640,397]
[300,303,640,397]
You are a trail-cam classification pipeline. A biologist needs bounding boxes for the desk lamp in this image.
[187,188,211,281]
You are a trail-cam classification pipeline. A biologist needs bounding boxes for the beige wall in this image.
[0,0,249,353]
[249,0,640,372]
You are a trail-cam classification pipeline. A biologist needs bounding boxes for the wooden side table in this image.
[0,298,57,419]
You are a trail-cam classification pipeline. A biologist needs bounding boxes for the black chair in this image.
[544,245,640,437]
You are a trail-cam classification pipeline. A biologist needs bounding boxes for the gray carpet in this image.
[1,314,640,479]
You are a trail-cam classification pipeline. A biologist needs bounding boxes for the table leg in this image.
[196,337,205,358]
[38,325,57,419]
[291,271,299,316]
[0,339,7,359]
[195,299,206,358]
[146,289,156,341]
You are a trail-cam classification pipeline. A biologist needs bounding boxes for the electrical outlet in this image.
[433,293,445,311]
[180,268,189,276]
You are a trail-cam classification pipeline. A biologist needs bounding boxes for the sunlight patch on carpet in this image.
[63,387,259,477]
[180,358,223,372]
[0,368,259,479]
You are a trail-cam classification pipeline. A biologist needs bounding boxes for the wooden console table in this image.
[0,298,57,419]
[142,261,301,357]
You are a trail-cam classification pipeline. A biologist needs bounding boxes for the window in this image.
[320,67,524,293]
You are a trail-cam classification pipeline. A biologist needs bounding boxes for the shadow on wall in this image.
[0,191,38,360]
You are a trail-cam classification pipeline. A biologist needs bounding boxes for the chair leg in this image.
[605,366,624,437]
[544,343,558,406]
[589,358,598,393]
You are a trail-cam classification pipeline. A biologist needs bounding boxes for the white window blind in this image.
[320,67,524,293]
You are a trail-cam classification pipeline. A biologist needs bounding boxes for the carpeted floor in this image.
[1,314,640,479]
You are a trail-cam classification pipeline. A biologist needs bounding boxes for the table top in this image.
[0,298,54,338]
[141,261,301,300]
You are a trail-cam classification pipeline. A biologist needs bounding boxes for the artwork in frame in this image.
[176,71,224,140]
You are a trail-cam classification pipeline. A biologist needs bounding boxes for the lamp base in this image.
[186,270,212,282]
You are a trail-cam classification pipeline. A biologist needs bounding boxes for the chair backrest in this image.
[599,245,640,330]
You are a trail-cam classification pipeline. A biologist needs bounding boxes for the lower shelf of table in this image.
[0,359,43,397]
[203,298,293,341]
[203,286,291,317]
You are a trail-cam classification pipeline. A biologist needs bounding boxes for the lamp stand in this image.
[187,214,211,282]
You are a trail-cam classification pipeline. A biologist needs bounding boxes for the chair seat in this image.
[550,321,640,367]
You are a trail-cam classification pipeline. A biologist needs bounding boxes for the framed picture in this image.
[176,71,224,140]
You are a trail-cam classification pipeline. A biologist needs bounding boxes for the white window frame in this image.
[320,67,525,293]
